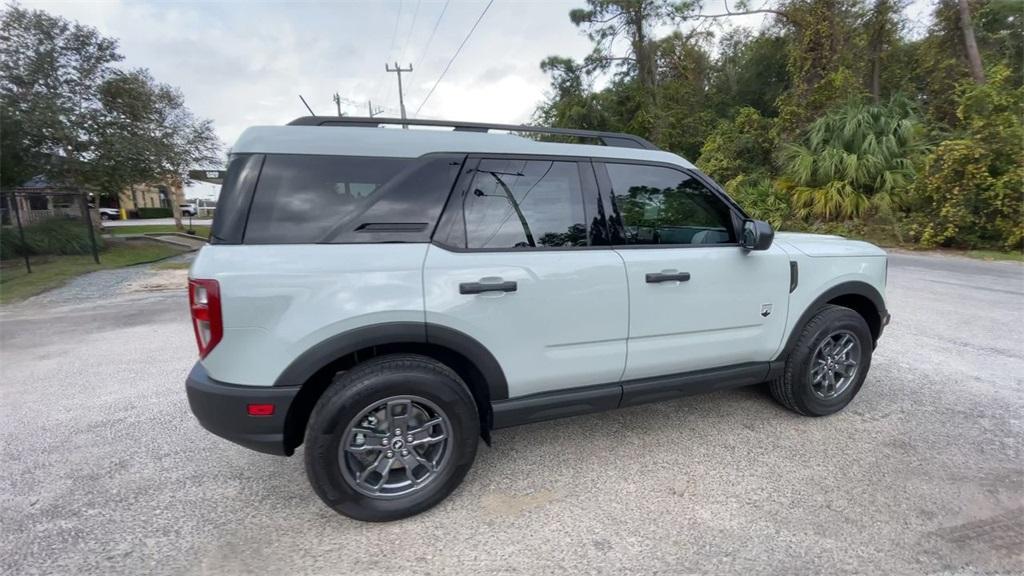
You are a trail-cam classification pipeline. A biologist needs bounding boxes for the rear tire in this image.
[304,354,478,521]
[770,304,873,416]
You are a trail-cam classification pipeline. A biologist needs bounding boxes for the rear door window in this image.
[244,155,411,244]
[457,158,587,249]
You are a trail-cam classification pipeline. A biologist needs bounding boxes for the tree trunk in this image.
[172,201,183,231]
[957,0,986,84]
[867,0,888,103]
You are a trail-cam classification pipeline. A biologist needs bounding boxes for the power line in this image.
[386,0,404,60]
[375,0,405,103]
[399,0,422,63]
[413,0,449,68]
[413,0,494,117]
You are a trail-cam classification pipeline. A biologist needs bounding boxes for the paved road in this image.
[1,251,1022,575]
[103,217,212,227]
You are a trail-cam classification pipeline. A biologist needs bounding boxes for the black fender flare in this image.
[776,281,887,361]
[272,321,509,402]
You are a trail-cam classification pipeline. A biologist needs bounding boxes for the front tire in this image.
[770,304,873,416]
[304,354,479,521]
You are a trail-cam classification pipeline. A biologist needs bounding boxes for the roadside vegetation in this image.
[0,238,185,304]
[535,0,1022,255]
[104,225,210,238]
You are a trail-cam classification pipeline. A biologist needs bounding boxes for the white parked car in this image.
[179,203,197,217]
[97,207,120,220]
[185,117,890,522]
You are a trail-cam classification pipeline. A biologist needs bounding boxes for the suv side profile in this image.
[186,117,889,522]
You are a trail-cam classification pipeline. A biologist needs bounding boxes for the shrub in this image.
[725,175,791,229]
[909,67,1023,251]
[698,107,777,185]
[137,207,172,218]
[780,96,927,221]
[0,217,102,259]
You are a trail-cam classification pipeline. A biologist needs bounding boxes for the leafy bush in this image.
[725,175,791,229]
[137,207,172,218]
[698,107,777,185]
[909,67,1023,251]
[780,96,927,221]
[0,217,102,259]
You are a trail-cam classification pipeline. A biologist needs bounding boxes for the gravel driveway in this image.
[1,251,1021,575]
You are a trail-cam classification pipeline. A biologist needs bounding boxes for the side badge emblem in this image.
[761,304,773,318]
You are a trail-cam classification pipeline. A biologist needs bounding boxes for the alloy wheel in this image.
[338,395,451,498]
[809,330,861,399]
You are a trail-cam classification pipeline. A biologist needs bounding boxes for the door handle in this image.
[645,271,691,283]
[459,280,518,294]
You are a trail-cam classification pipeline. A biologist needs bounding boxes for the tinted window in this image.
[461,159,586,249]
[245,155,410,244]
[603,163,735,245]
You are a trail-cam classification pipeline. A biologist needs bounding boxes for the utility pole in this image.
[385,62,413,127]
[367,101,384,118]
[333,92,342,116]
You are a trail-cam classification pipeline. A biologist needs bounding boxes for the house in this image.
[2,176,89,225]
[1,176,188,225]
[112,182,186,213]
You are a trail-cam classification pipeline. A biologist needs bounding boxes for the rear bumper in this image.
[185,362,299,456]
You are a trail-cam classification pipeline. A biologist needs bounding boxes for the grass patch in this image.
[152,260,192,270]
[0,239,185,304]
[105,225,210,238]
[963,249,1024,262]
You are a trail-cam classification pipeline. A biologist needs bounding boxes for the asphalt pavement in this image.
[1,250,1021,575]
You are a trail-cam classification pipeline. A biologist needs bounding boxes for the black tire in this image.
[304,354,479,521]
[769,304,873,416]
[100,212,110,221]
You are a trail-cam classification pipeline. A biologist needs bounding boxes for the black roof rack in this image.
[287,116,659,150]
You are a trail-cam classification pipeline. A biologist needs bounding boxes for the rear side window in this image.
[459,159,586,249]
[602,163,736,246]
[244,155,411,244]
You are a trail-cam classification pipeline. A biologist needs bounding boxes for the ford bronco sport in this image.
[186,117,890,521]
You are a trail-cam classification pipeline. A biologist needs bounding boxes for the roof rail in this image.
[286,116,659,150]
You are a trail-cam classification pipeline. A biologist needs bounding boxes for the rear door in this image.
[423,156,629,399]
[594,161,791,381]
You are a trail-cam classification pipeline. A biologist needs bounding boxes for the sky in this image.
[24,0,932,199]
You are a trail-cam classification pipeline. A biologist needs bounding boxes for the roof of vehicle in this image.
[231,125,696,170]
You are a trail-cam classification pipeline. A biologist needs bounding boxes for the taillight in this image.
[189,278,222,358]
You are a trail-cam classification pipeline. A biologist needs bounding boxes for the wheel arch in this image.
[278,322,507,454]
[776,281,887,362]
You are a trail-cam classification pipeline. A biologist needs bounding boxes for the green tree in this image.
[89,69,219,228]
[780,96,927,220]
[910,67,1023,250]
[697,107,776,184]
[774,0,868,136]
[0,4,120,189]
[706,30,790,118]
[0,4,219,230]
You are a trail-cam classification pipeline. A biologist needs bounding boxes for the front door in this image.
[594,161,791,381]
[424,157,629,398]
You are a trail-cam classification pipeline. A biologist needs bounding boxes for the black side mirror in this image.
[741,219,774,251]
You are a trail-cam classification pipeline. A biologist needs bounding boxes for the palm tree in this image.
[781,97,927,220]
